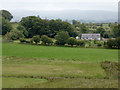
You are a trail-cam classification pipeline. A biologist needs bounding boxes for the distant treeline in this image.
[20,16,78,38]
[1,10,120,48]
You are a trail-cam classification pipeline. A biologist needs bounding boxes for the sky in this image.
[0,0,119,11]
[0,0,119,22]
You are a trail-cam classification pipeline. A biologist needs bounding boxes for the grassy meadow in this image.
[2,42,118,88]
[2,43,118,62]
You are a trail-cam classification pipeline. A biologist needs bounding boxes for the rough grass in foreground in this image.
[3,77,118,88]
[2,42,118,88]
[2,56,118,88]
[2,56,106,79]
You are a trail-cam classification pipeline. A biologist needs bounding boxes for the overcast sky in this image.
[0,0,119,22]
[0,0,119,12]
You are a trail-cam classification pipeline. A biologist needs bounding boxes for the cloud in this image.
[0,0,119,11]
[0,0,118,22]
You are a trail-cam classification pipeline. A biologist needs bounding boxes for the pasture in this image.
[2,42,118,88]
[2,43,118,62]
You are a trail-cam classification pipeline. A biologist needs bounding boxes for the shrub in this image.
[116,37,120,49]
[107,37,120,49]
[93,39,97,44]
[32,35,40,44]
[25,41,31,43]
[41,35,53,45]
[107,39,115,48]
[5,30,24,40]
[97,43,102,47]
[96,41,103,47]
[67,37,77,46]
[30,39,33,44]
[55,41,61,45]
[76,40,85,47]
[20,38,26,43]
[55,31,70,45]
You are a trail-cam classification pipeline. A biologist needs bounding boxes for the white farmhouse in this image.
[81,34,100,40]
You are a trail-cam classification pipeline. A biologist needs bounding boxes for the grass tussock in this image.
[101,61,118,79]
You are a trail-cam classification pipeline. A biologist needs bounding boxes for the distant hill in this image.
[10,10,118,23]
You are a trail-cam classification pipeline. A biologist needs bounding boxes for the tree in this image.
[17,25,28,37]
[5,30,24,40]
[49,20,77,37]
[62,21,77,37]
[112,24,120,38]
[20,16,41,37]
[20,16,50,37]
[1,17,12,35]
[72,20,80,26]
[67,37,77,46]
[48,19,58,37]
[96,27,105,37]
[32,35,40,44]
[55,31,70,45]
[20,16,77,38]
[79,23,88,33]
[38,19,50,37]
[41,35,53,45]
[0,10,13,21]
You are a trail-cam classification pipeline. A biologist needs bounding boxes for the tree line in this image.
[1,10,120,48]
[72,20,120,38]
[0,10,78,38]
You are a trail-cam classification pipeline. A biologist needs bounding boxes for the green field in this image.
[2,42,118,88]
[2,43,118,62]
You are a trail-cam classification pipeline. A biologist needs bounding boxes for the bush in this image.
[20,38,31,44]
[96,41,103,47]
[41,35,53,45]
[30,39,33,44]
[76,40,85,47]
[20,38,26,43]
[107,37,120,49]
[97,43,102,47]
[67,37,77,46]
[5,30,24,40]
[55,31,70,45]
[32,35,40,44]
[93,39,97,44]
[116,37,120,49]
[107,39,115,48]
[25,41,31,43]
